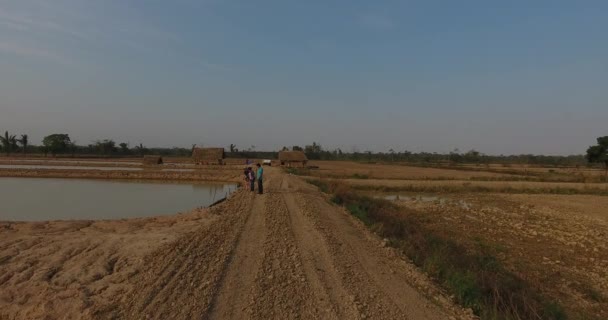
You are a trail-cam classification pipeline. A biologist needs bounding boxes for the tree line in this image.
[0,132,193,157]
[0,131,605,169]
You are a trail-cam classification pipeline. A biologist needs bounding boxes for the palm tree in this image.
[18,134,28,155]
[0,131,17,156]
[135,143,147,156]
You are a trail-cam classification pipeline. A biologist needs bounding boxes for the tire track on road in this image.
[281,177,358,319]
[207,190,267,319]
[287,174,463,319]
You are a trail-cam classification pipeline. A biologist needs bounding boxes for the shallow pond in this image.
[0,178,237,221]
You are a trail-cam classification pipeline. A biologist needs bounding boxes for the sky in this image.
[0,0,606,155]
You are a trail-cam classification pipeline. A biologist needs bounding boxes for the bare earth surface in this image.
[309,160,515,179]
[0,167,469,320]
[392,193,608,318]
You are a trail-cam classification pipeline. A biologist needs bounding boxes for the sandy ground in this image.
[0,210,215,319]
[392,193,608,318]
[0,167,470,320]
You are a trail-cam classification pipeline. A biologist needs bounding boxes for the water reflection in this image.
[0,178,237,221]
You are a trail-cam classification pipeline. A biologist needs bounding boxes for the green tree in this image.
[389,148,395,162]
[463,149,481,163]
[229,144,236,152]
[95,139,116,155]
[449,148,463,164]
[292,145,303,151]
[18,134,28,155]
[586,136,608,178]
[68,140,78,157]
[43,134,71,156]
[0,131,17,156]
[119,142,130,154]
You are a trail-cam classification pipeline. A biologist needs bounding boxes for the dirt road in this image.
[97,167,466,319]
[1,167,468,319]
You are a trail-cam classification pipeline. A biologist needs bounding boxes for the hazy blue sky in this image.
[0,0,606,155]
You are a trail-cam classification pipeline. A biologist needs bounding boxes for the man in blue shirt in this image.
[256,163,264,194]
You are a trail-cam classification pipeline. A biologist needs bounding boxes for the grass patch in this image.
[308,180,569,320]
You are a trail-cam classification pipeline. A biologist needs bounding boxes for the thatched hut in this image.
[142,155,163,165]
[278,151,308,167]
[192,147,225,165]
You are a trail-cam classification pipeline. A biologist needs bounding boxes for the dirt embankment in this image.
[1,168,471,320]
[0,168,242,183]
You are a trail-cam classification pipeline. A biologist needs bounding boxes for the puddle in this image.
[0,177,237,221]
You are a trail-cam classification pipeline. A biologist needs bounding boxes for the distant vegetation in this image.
[0,132,602,168]
[586,136,608,175]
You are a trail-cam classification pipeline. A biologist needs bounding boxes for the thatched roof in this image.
[192,147,225,161]
[278,151,308,162]
[143,155,163,165]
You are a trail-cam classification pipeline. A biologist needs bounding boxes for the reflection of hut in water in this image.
[192,148,225,165]
[142,155,163,165]
[278,151,308,167]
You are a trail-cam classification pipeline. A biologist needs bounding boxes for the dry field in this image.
[332,178,608,194]
[447,163,607,179]
[299,160,607,319]
[309,160,518,180]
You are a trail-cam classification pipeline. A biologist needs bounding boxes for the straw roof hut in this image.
[142,155,163,165]
[278,151,308,167]
[192,147,225,165]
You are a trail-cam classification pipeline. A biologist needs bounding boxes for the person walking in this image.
[256,163,264,194]
[248,166,255,192]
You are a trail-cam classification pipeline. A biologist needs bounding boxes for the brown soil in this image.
[309,160,516,180]
[331,177,607,191]
[392,193,608,319]
[0,167,469,319]
[0,210,215,319]
[501,194,608,222]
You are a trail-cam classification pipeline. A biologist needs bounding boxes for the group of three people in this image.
[244,163,264,194]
